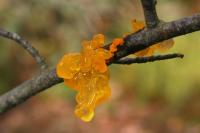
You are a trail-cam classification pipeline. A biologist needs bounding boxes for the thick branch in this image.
[0,69,62,113]
[0,29,48,70]
[141,0,159,28]
[114,53,184,65]
[110,13,200,64]
[0,13,200,114]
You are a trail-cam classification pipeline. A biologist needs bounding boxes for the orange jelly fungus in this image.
[56,19,174,122]
[109,38,124,53]
[57,34,113,122]
[132,20,174,57]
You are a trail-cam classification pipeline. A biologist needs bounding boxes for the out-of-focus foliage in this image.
[0,0,200,132]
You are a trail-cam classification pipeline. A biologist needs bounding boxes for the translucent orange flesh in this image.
[57,34,112,122]
[109,38,124,53]
[56,19,175,122]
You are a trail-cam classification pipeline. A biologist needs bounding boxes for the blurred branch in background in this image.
[0,29,48,70]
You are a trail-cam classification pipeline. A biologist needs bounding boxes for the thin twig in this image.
[114,53,184,65]
[0,29,48,70]
[141,0,159,28]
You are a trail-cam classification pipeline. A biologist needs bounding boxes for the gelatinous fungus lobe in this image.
[56,34,112,122]
[109,38,124,54]
[75,71,111,122]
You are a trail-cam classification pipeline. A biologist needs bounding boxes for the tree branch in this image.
[114,53,184,65]
[0,69,62,113]
[1,13,200,114]
[109,13,200,64]
[0,29,48,70]
[141,0,159,28]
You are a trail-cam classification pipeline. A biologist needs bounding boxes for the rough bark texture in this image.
[0,69,62,113]
[141,0,159,28]
[110,14,200,64]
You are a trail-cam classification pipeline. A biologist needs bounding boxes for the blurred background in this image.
[0,0,200,132]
